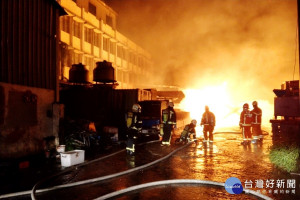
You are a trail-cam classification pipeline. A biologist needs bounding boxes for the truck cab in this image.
[138,100,168,141]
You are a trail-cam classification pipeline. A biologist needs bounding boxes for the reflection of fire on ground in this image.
[178,82,273,138]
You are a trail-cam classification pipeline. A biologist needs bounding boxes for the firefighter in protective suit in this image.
[126,104,142,155]
[200,106,216,144]
[177,119,197,144]
[251,101,263,144]
[161,101,177,146]
[239,103,253,145]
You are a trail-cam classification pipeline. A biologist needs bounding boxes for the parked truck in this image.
[138,100,191,142]
[138,100,168,141]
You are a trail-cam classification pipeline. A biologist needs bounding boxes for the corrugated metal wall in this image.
[0,0,59,89]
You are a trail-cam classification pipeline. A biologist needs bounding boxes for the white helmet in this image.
[191,119,197,126]
[168,101,174,108]
[132,104,141,113]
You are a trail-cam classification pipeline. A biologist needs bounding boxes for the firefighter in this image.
[178,119,197,143]
[239,103,253,145]
[125,103,142,155]
[161,101,177,146]
[200,105,216,144]
[251,101,263,144]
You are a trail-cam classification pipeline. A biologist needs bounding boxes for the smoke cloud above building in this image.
[106,0,298,103]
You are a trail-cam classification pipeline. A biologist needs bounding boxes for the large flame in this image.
[178,82,273,137]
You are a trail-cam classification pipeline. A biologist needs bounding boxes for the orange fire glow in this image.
[178,82,273,137]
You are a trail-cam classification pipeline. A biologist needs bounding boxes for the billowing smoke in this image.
[105,0,298,130]
[106,0,298,101]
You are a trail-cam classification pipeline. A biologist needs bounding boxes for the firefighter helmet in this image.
[243,103,249,109]
[168,101,174,107]
[191,119,197,126]
[252,101,258,106]
[132,104,141,113]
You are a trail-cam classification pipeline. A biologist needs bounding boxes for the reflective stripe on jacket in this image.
[201,111,215,126]
[126,111,142,130]
[240,110,252,126]
[251,107,262,125]
[162,107,176,125]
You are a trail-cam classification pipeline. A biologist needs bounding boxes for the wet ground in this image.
[1,131,300,200]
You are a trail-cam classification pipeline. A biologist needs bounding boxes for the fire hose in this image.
[0,140,157,199]
[94,179,273,200]
[1,137,274,200]
[31,139,273,200]
[29,130,272,200]
[30,141,192,200]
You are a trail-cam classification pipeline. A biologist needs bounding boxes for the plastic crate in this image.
[60,150,85,167]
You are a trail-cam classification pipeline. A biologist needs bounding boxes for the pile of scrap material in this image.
[156,90,185,103]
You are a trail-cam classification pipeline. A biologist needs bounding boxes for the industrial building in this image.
[57,0,153,89]
[0,0,157,159]
[0,0,66,159]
